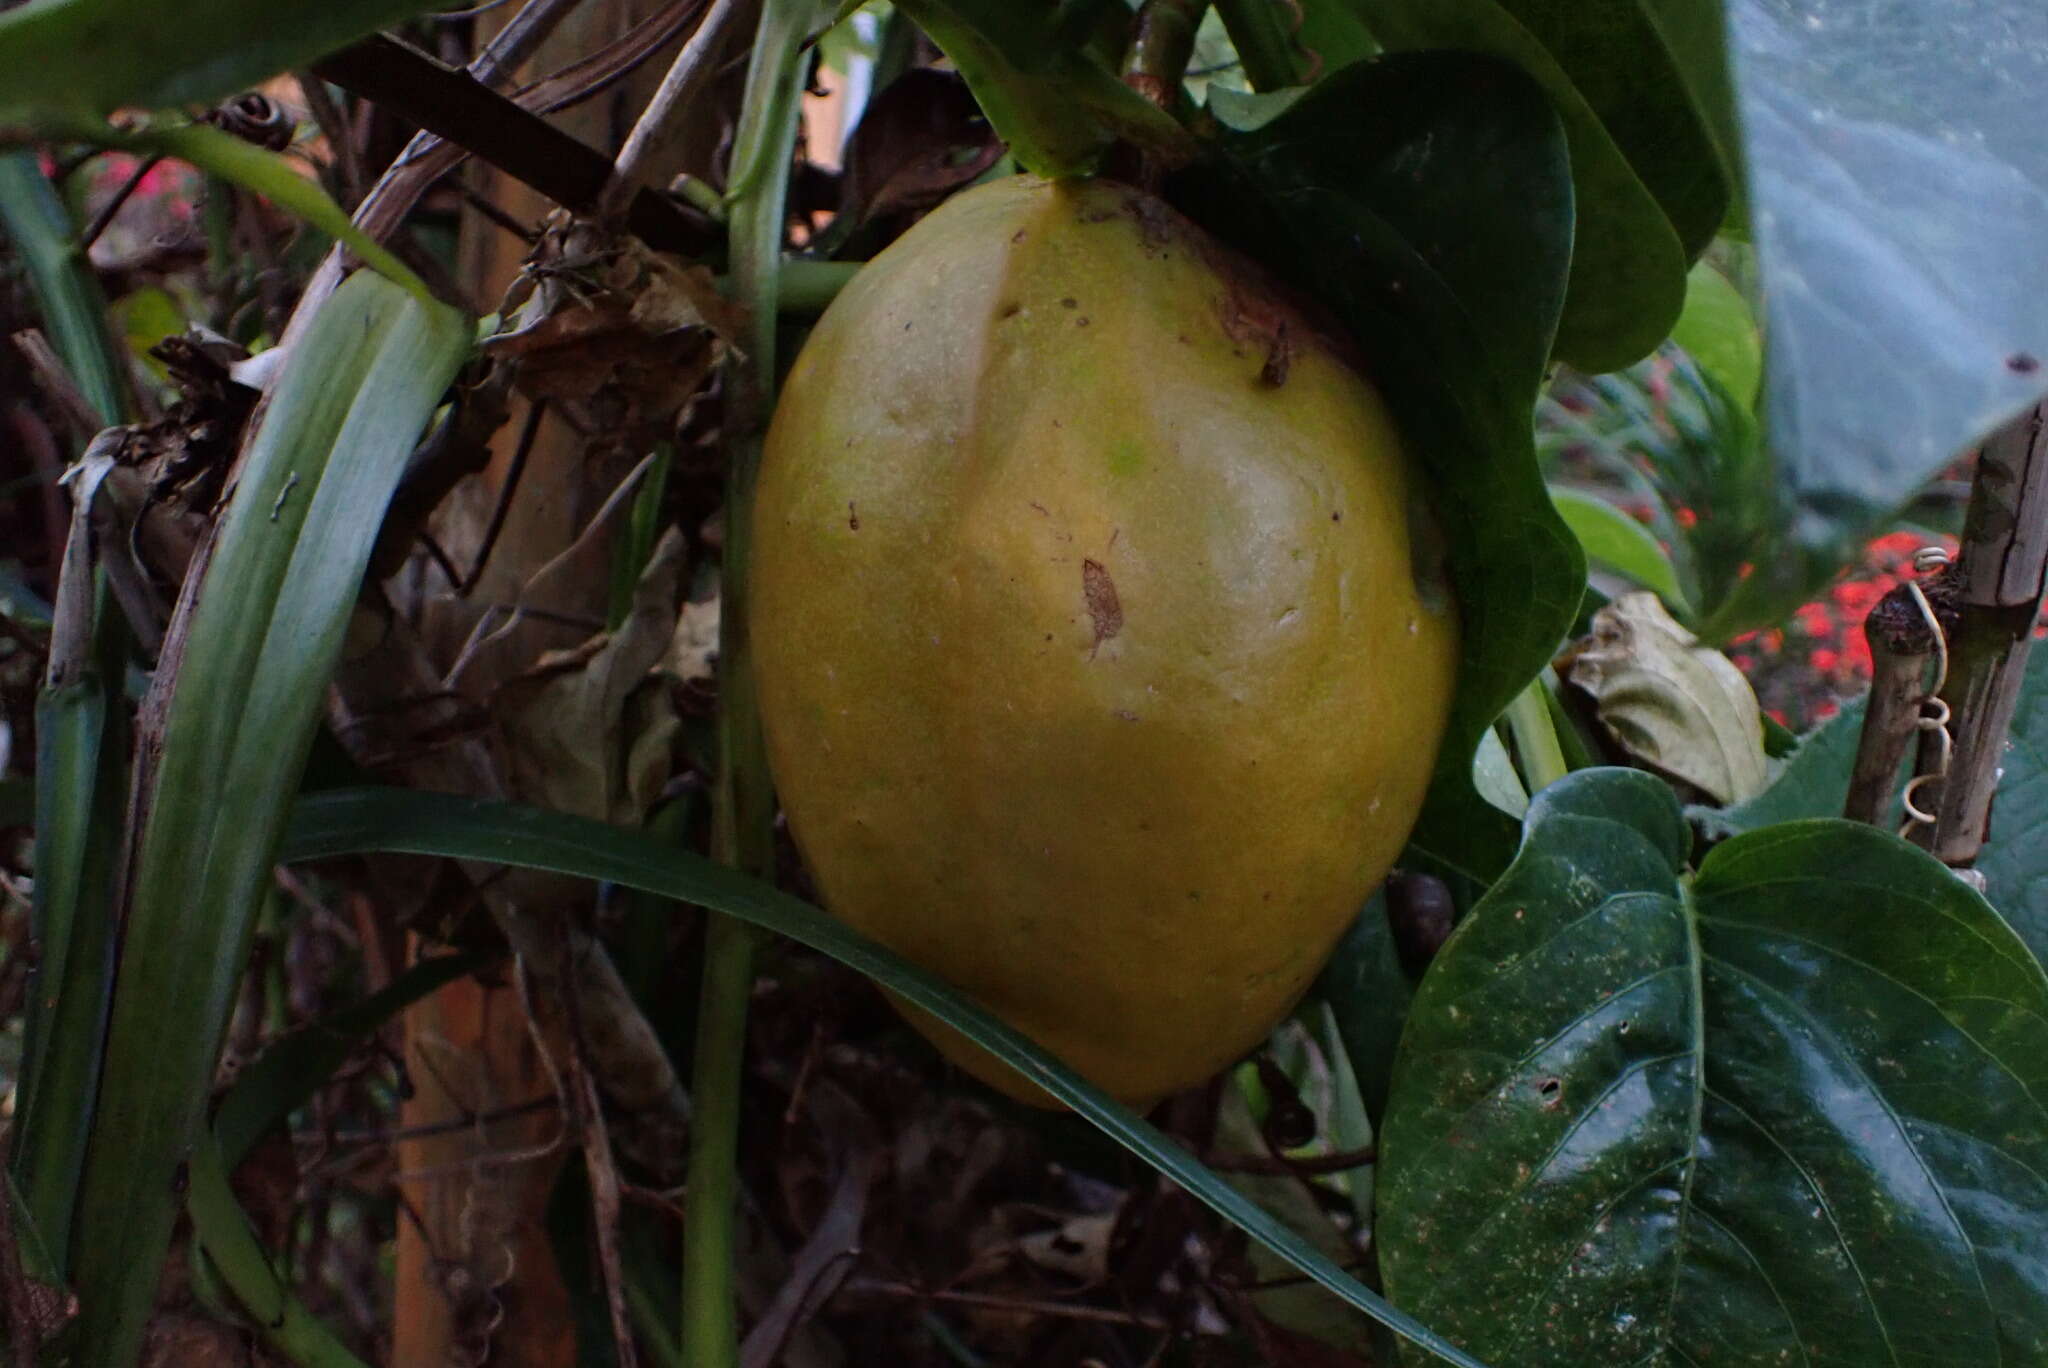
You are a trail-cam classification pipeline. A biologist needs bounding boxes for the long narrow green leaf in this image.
[0,151,127,423]
[70,273,469,1368]
[10,579,128,1276]
[0,0,454,121]
[0,153,132,1281]
[280,787,1495,1368]
[112,124,430,301]
[212,953,478,1167]
[184,1138,370,1368]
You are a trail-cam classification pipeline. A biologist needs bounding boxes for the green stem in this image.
[1122,0,1210,112]
[1213,0,1304,91]
[684,2,817,1363]
[775,259,861,314]
[1504,676,1570,794]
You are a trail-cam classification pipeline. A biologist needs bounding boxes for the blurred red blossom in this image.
[1728,528,1956,730]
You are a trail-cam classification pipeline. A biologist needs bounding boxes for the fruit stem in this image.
[1122,0,1209,112]
[684,2,819,1363]
[1504,674,1571,795]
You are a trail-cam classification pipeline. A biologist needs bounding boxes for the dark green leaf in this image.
[212,954,480,1167]
[1312,890,1412,1127]
[1339,0,1702,369]
[1379,768,2048,1365]
[1169,53,1582,884]
[70,274,469,1368]
[280,785,1495,1368]
[0,152,128,424]
[10,598,129,1278]
[1691,694,1870,839]
[1728,0,2048,616]
[0,0,454,120]
[1486,0,1728,259]
[184,1137,370,1367]
[1637,0,1743,208]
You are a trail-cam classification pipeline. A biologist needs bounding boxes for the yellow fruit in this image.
[752,176,1458,1106]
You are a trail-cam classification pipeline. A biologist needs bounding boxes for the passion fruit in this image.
[752,176,1457,1106]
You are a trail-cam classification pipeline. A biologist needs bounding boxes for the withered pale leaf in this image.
[1569,591,1769,804]
[493,528,686,824]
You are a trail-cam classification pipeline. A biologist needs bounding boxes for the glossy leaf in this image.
[69,274,470,1368]
[0,0,451,120]
[278,785,1495,1368]
[1548,486,1686,609]
[1379,768,2048,1365]
[1726,0,2048,618]
[1169,52,1581,887]
[1339,0,1708,370]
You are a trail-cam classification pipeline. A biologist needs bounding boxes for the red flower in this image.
[1795,604,1834,637]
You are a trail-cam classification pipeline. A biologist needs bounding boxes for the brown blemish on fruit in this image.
[1124,193,1180,253]
[1082,559,1122,658]
[847,501,860,531]
[1000,301,1022,319]
[1217,282,1294,387]
[1061,297,1078,309]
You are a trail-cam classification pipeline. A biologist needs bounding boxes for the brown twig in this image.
[296,71,366,208]
[741,1082,878,1368]
[1846,577,1948,826]
[600,0,747,220]
[845,1279,1174,1331]
[10,330,105,439]
[1917,401,2048,866]
[561,928,638,1368]
[313,29,718,256]
[79,155,161,250]
[1122,0,1209,111]
[313,1096,559,1151]
[6,403,67,583]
